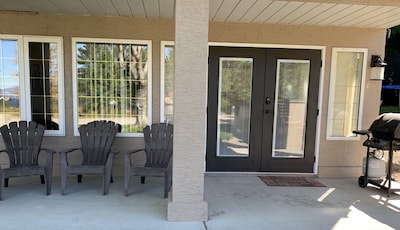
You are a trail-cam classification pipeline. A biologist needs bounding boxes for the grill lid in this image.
[369,113,400,141]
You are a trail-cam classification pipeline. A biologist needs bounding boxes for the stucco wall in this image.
[0,13,386,177]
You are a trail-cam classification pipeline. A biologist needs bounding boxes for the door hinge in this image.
[314,156,316,162]
[320,60,323,67]
[317,109,319,116]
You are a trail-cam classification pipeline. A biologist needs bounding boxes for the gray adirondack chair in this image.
[124,123,173,198]
[0,121,56,200]
[60,120,120,195]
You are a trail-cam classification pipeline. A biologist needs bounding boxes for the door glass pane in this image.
[273,59,310,158]
[217,58,252,157]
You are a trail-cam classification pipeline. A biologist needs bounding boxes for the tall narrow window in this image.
[0,36,64,135]
[327,48,367,139]
[160,41,174,123]
[72,38,152,136]
[0,38,20,124]
[25,37,64,134]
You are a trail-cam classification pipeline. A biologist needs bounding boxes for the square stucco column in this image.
[167,0,209,222]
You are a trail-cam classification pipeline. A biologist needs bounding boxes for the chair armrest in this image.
[40,148,57,155]
[40,148,57,167]
[124,149,145,168]
[60,147,82,155]
[59,147,82,167]
[124,148,145,156]
[110,148,119,155]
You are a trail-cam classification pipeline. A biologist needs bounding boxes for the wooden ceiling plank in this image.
[209,0,224,20]
[362,7,400,28]
[345,6,396,27]
[252,0,286,23]
[279,2,319,24]
[159,0,174,19]
[143,0,159,18]
[213,0,241,22]
[81,0,106,16]
[315,4,367,25]
[331,5,381,26]
[292,3,334,25]
[128,0,145,18]
[226,0,257,22]
[94,0,118,16]
[268,1,304,24]
[0,0,34,11]
[48,0,76,14]
[305,4,350,25]
[238,0,273,23]
[112,0,133,17]
[21,0,60,14]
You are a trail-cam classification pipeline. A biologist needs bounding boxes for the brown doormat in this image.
[259,176,326,187]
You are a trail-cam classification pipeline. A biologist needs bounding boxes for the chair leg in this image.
[40,175,45,184]
[4,178,8,187]
[45,169,52,195]
[141,176,146,184]
[164,175,168,198]
[103,169,112,195]
[0,176,3,201]
[61,170,67,195]
[77,175,82,183]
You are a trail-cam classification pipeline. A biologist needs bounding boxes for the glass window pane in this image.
[217,57,252,157]
[0,39,20,126]
[29,42,60,130]
[164,45,174,123]
[329,51,365,137]
[273,60,310,158]
[75,42,149,134]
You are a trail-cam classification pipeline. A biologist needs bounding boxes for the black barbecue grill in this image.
[353,113,400,196]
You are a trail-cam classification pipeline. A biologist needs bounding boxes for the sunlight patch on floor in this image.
[332,205,395,230]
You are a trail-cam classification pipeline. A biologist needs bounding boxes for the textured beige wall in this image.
[0,12,386,178]
[167,0,209,221]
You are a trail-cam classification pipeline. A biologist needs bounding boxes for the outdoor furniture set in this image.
[0,120,173,200]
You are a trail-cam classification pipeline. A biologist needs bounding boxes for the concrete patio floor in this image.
[0,175,399,230]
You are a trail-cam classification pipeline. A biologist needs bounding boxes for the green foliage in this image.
[76,42,149,131]
[380,106,400,114]
[220,59,252,114]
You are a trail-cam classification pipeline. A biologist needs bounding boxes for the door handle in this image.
[265,97,271,104]
[265,109,269,114]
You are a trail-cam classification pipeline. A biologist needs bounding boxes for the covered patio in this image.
[0,175,399,229]
[3,0,400,222]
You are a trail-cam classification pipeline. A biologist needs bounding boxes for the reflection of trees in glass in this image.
[278,61,310,101]
[164,46,174,123]
[220,60,252,115]
[76,42,148,133]
[0,39,20,125]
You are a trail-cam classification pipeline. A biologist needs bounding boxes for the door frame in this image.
[207,42,326,174]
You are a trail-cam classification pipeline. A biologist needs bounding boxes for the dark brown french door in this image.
[206,47,321,173]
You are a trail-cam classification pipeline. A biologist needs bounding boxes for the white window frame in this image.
[23,36,65,136]
[0,35,65,136]
[326,47,368,140]
[71,37,152,137]
[160,41,174,123]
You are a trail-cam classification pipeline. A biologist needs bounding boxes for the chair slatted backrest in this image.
[144,123,173,168]
[0,121,45,168]
[79,120,119,165]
